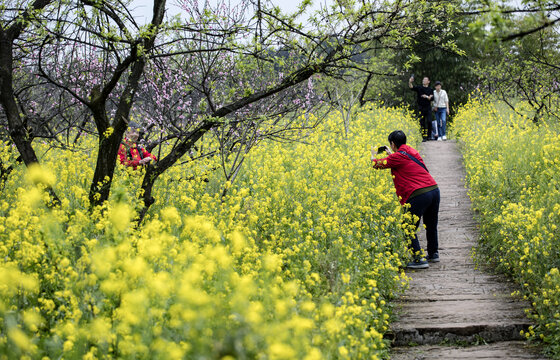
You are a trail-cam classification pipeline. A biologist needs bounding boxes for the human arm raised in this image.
[139,147,157,165]
[371,145,394,169]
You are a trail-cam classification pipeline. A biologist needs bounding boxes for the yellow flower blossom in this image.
[0,105,419,359]
[453,98,560,356]
[108,203,133,232]
[103,127,114,138]
[8,328,35,353]
[26,163,56,186]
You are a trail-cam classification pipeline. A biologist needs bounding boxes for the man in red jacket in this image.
[372,130,440,269]
[118,121,157,170]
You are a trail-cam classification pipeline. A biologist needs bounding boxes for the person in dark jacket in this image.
[409,76,435,141]
[371,130,440,269]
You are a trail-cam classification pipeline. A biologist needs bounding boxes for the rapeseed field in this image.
[0,106,419,359]
[453,98,560,357]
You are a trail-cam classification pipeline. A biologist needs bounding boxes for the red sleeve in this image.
[118,144,127,165]
[372,157,388,169]
[118,144,141,167]
[141,147,157,161]
[372,152,407,169]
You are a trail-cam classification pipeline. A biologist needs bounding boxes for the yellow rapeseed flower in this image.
[26,163,56,186]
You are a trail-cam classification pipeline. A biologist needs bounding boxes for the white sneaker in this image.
[442,135,447,140]
[437,137,442,141]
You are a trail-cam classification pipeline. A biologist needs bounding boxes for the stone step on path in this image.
[391,342,545,359]
[387,140,548,360]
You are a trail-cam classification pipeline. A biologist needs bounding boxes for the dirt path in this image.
[388,140,547,359]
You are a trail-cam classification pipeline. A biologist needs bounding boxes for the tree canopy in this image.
[1,0,468,218]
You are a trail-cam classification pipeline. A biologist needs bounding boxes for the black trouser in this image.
[418,107,433,139]
[405,188,440,257]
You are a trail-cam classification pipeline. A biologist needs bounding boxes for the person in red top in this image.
[372,130,440,269]
[118,122,157,170]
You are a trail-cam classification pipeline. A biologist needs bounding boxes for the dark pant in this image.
[406,188,440,257]
[418,107,433,139]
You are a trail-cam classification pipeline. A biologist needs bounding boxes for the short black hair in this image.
[388,130,407,148]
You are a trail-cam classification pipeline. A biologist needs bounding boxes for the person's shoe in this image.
[442,135,447,140]
[426,252,440,263]
[437,137,442,141]
[406,258,429,269]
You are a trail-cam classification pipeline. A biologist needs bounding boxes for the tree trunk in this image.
[136,122,214,223]
[135,51,340,222]
[0,34,39,166]
[0,31,60,205]
[137,167,157,224]
[87,53,155,207]
[87,0,166,208]
[88,128,126,206]
[0,157,15,190]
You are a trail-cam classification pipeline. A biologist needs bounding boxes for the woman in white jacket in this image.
[433,81,449,141]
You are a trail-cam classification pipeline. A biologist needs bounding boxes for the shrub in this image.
[0,105,419,359]
[453,98,560,357]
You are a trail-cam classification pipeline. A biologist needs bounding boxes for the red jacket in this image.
[118,141,157,169]
[372,144,437,204]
